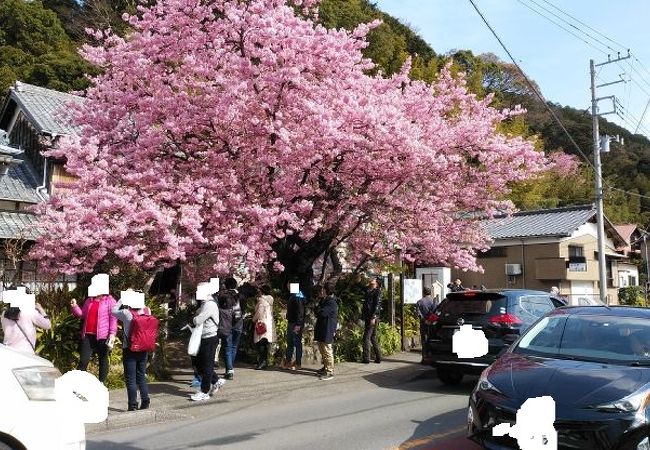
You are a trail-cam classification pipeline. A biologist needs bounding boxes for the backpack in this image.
[129,308,159,352]
[217,308,233,339]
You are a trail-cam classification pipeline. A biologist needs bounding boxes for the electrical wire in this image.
[466,0,650,205]
[536,0,628,51]
[519,0,618,54]
[515,0,608,56]
[515,0,650,138]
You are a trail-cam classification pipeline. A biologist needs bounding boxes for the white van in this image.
[0,344,85,450]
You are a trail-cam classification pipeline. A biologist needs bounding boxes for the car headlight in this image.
[477,368,503,395]
[13,366,61,401]
[594,387,650,413]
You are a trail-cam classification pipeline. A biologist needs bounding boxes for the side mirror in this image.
[503,334,518,345]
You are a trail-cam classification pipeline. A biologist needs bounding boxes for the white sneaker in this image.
[190,391,210,402]
[209,378,226,396]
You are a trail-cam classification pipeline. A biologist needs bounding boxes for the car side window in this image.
[512,296,555,327]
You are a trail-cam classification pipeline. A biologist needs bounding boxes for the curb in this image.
[87,409,190,434]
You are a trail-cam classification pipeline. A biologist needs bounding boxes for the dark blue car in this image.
[469,306,650,449]
[426,289,559,385]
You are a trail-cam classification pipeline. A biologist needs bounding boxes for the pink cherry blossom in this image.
[30,0,551,279]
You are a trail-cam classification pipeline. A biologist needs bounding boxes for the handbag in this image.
[187,322,204,356]
[255,321,267,335]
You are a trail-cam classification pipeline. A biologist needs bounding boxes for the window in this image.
[510,296,555,327]
[568,245,584,257]
[629,275,638,286]
[568,245,587,272]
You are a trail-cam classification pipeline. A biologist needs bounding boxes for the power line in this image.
[466,0,597,173]
[536,0,628,51]
[515,0,608,55]
[515,0,650,137]
[466,0,650,207]
[519,0,619,54]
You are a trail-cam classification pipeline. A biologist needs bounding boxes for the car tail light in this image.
[489,313,523,326]
[426,313,439,324]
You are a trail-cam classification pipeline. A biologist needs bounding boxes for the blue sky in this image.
[375,0,650,138]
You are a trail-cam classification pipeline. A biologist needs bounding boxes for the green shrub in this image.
[377,322,401,355]
[619,286,646,306]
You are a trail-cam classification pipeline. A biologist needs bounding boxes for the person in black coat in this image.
[314,283,339,380]
[362,277,382,364]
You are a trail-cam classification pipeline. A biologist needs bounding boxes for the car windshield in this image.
[515,314,650,365]
[439,295,507,316]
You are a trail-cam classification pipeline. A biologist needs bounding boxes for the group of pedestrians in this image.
[0,275,387,408]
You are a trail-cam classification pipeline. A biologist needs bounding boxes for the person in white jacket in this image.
[189,295,224,401]
[252,285,275,370]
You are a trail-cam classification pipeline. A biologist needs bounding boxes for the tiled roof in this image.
[0,211,41,240]
[0,160,40,203]
[9,82,84,136]
[484,205,596,240]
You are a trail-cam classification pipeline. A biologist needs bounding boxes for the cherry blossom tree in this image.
[30,0,552,293]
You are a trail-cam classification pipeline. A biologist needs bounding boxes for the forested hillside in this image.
[3,0,649,226]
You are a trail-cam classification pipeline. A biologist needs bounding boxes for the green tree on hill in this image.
[0,0,89,93]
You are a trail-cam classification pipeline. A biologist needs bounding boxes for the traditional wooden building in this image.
[0,81,81,289]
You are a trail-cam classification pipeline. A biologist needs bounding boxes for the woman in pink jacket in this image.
[1,302,51,354]
[71,294,117,383]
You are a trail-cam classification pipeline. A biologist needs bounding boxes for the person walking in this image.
[111,298,152,411]
[71,293,117,383]
[252,284,275,370]
[450,279,466,292]
[1,294,50,354]
[314,283,338,380]
[283,279,305,370]
[190,292,223,401]
[216,277,243,380]
[362,277,382,364]
[416,287,437,364]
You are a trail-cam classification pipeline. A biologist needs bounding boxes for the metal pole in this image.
[388,273,395,327]
[642,231,650,307]
[591,59,608,305]
[400,270,406,351]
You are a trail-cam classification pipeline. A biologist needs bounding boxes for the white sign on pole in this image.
[403,279,423,304]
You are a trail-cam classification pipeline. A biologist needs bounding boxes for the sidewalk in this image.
[87,351,424,435]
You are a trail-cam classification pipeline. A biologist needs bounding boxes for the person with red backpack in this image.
[112,296,159,411]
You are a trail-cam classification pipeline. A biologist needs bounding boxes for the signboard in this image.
[568,262,587,272]
[403,278,423,304]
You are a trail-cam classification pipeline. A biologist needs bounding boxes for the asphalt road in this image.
[87,362,482,450]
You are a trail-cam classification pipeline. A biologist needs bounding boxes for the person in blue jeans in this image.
[283,279,305,370]
[111,298,151,411]
[217,277,244,380]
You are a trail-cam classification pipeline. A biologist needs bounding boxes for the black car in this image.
[426,289,558,385]
[468,306,650,450]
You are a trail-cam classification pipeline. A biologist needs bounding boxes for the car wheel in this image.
[0,440,19,450]
[437,368,464,385]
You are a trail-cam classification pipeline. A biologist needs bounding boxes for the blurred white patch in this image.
[88,273,109,297]
[55,370,109,424]
[452,324,488,358]
[289,283,299,294]
[209,277,220,294]
[1,286,36,311]
[121,289,145,309]
[196,282,211,301]
[493,396,557,450]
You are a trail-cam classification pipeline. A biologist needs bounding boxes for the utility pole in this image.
[590,52,630,305]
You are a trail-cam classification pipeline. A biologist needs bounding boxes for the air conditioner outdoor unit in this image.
[505,264,522,275]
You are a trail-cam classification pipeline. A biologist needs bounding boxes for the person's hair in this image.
[325,282,336,296]
[224,277,237,290]
[423,287,432,296]
[312,285,324,298]
[261,284,272,295]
